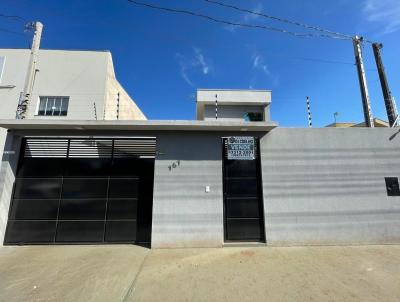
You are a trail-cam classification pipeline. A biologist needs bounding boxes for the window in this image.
[244,112,263,122]
[385,177,400,196]
[38,96,69,116]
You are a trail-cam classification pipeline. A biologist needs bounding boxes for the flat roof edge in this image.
[0,119,278,132]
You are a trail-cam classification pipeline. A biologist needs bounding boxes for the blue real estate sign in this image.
[227,136,255,160]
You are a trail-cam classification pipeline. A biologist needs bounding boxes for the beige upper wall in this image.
[104,53,146,120]
[0,48,146,121]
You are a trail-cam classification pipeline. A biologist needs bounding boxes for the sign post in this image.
[227,136,255,160]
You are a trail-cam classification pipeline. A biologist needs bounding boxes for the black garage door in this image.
[4,137,155,245]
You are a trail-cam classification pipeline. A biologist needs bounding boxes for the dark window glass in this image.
[53,98,61,116]
[17,158,65,177]
[105,221,136,242]
[107,199,138,220]
[60,98,69,116]
[5,221,56,244]
[65,158,111,177]
[14,178,61,199]
[225,178,258,197]
[385,177,400,196]
[59,199,106,220]
[108,178,138,198]
[244,112,263,122]
[225,197,261,219]
[38,98,46,115]
[9,199,59,220]
[226,219,263,241]
[62,178,108,199]
[45,97,54,116]
[56,221,104,242]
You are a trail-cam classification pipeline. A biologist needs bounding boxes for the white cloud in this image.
[176,47,212,87]
[362,0,400,34]
[249,49,279,88]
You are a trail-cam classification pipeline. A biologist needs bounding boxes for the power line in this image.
[204,0,353,40]
[0,27,26,36]
[0,13,27,23]
[126,0,349,40]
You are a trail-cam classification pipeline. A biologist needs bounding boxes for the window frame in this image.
[36,96,69,117]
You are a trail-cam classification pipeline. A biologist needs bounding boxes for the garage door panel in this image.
[9,199,59,220]
[14,178,61,199]
[17,158,66,177]
[56,221,104,243]
[61,178,108,199]
[6,221,56,244]
[65,158,111,177]
[107,199,138,220]
[5,138,155,245]
[105,221,136,242]
[108,178,139,198]
[59,199,107,220]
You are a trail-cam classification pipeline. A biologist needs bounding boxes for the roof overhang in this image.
[0,119,278,132]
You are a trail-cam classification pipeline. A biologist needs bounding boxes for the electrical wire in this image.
[0,27,26,36]
[0,13,27,23]
[126,0,349,40]
[204,0,353,40]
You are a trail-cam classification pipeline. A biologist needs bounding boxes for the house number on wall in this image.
[168,160,180,171]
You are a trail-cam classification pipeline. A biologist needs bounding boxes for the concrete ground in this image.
[0,245,399,302]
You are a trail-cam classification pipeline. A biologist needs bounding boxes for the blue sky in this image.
[1,0,400,126]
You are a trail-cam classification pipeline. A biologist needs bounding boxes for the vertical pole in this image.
[306,96,312,128]
[372,43,397,127]
[215,94,218,120]
[17,21,43,119]
[353,36,374,128]
[93,102,97,120]
[116,92,120,120]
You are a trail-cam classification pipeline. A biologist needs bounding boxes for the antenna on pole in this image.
[306,96,312,128]
[352,36,374,128]
[372,43,398,127]
[334,112,339,124]
[16,21,43,119]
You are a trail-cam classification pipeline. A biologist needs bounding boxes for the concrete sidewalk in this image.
[0,245,399,302]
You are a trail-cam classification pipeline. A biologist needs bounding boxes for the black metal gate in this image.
[223,137,265,242]
[4,137,155,245]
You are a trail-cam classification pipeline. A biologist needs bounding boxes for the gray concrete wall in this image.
[1,128,400,247]
[0,132,21,244]
[151,132,224,248]
[260,128,400,245]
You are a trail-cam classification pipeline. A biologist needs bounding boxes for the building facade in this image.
[1,80,400,247]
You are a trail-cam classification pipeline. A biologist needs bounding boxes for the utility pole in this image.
[372,43,398,127]
[16,21,43,119]
[306,96,312,128]
[352,36,374,128]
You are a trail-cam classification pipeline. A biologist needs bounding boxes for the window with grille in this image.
[38,96,69,116]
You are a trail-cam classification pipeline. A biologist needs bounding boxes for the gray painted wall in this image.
[152,132,224,248]
[1,128,400,247]
[261,128,400,245]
